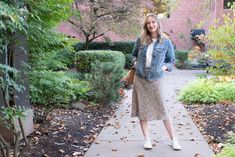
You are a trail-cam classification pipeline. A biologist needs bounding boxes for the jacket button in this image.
[153,55,155,58]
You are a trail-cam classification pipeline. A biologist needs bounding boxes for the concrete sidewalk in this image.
[85,69,214,157]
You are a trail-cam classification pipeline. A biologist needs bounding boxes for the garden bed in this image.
[185,103,235,154]
[19,104,118,157]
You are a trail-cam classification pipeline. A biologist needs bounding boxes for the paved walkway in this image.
[85,69,214,157]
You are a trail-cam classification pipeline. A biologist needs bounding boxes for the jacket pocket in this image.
[155,47,166,54]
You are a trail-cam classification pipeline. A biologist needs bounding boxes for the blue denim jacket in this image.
[131,37,175,81]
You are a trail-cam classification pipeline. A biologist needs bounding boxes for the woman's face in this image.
[146,16,158,34]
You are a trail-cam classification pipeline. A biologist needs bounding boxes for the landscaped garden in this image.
[0,0,234,157]
[178,4,235,155]
[0,1,137,156]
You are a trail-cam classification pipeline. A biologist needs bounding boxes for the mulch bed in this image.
[185,103,235,154]
[19,104,118,157]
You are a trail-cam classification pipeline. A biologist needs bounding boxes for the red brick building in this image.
[160,0,234,50]
[57,0,234,50]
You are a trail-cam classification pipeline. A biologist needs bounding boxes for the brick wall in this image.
[57,0,233,50]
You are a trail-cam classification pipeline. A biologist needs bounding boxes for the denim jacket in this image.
[131,37,175,81]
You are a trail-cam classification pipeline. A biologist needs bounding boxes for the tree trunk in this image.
[83,37,91,50]
[3,41,10,108]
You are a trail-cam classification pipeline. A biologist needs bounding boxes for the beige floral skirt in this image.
[131,74,169,121]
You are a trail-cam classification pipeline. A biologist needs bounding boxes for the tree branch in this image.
[75,1,79,10]
[68,19,87,35]
[0,134,10,157]
[0,141,6,157]
[96,9,129,18]
[18,118,28,145]
[89,33,105,42]
[12,123,21,157]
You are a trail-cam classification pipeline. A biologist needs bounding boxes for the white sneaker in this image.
[169,138,181,150]
[144,137,152,150]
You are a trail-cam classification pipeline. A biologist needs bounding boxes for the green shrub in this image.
[75,42,134,54]
[213,132,235,157]
[179,79,221,104]
[89,61,124,105]
[75,50,125,73]
[175,50,189,69]
[64,71,84,80]
[75,42,134,69]
[124,54,132,69]
[215,82,235,102]
[29,70,90,107]
[56,49,76,68]
[179,79,235,104]
[213,145,235,157]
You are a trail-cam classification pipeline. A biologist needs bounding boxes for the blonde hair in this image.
[140,13,164,45]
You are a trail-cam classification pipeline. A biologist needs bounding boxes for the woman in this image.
[131,13,181,150]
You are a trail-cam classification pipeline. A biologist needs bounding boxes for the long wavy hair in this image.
[140,13,163,45]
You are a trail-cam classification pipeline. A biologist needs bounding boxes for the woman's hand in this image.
[134,61,137,66]
[162,65,168,71]
[133,61,137,69]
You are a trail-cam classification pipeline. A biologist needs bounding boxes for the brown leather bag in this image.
[125,67,135,85]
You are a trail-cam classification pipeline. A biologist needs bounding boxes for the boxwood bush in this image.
[75,50,125,73]
[75,42,134,54]
[75,42,135,69]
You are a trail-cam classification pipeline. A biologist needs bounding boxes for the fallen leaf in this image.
[194,153,202,157]
[190,138,195,141]
[33,123,40,129]
[73,138,79,144]
[35,131,41,135]
[217,143,225,148]
[33,136,39,141]
[95,141,100,144]
[114,121,121,129]
[59,149,65,154]
[138,153,144,157]
[73,151,82,156]
[54,142,65,146]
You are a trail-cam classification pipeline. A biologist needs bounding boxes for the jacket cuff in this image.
[164,63,173,72]
[131,57,137,65]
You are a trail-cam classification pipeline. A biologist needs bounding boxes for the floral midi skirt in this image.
[131,74,169,121]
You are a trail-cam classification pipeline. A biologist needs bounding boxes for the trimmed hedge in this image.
[75,50,125,73]
[75,42,135,69]
[75,42,135,55]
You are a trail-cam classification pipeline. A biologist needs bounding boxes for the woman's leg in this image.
[140,120,149,138]
[163,118,175,140]
[140,120,152,149]
[163,118,181,150]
